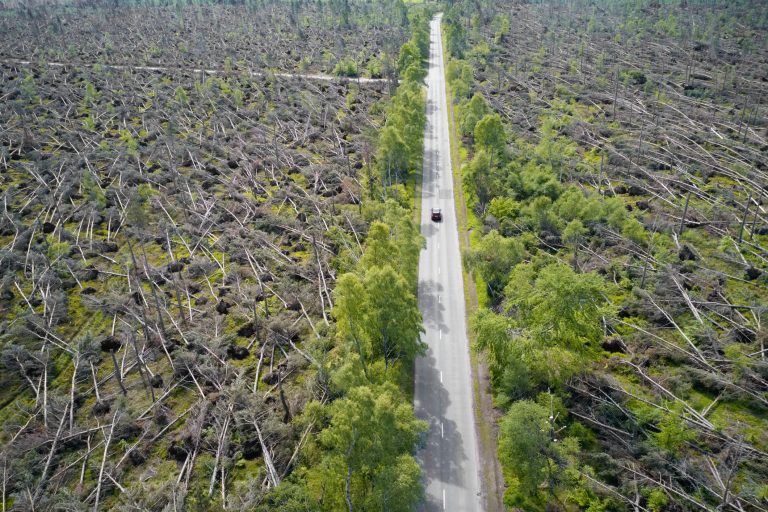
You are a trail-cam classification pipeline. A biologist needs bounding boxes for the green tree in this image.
[45,234,70,261]
[307,383,426,511]
[366,55,383,78]
[363,265,425,369]
[401,62,427,83]
[377,125,409,187]
[462,150,495,209]
[498,400,550,499]
[493,14,510,43]
[256,482,314,512]
[563,219,588,269]
[83,81,100,105]
[443,12,466,58]
[446,59,473,101]
[397,40,422,75]
[387,82,426,169]
[458,92,487,137]
[333,273,372,379]
[360,221,399,271]
[379,207,424,284]
[464,230,525,301]
[471,309,510,373]
[333,57,358,77]
[654,408,695,452]
[174,85,189,104]
[505,263,609,351]
[475,113,506,157]
[20,72,39,103]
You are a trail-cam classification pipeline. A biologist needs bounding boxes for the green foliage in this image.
[333,57,358,77]
[461,149,494,208]
[333,273,372,379]
[474,113,506,156]
[644,488,669,512]
[363,265,425,369]
[471,308,510,372]
[492,14,510,43]
[45,234,70,261]
[654,13,681,37]
[366,55,383,78]
[397,40,422,75]
[498,400,550,499]
[81,170,106,209]
[119,128,139,157]
[376,68,426,189]
[82,113,96,132]
[256,481,314,511]
[377,125,409,186]
[563,219,587,248]
[653,409,695,452]
[467,42,491,67]
[334,212,424,374]
[83,81,100,105]
[487,196,519,222]
[457,92,487,137]
[463,229,524,300]
[621,68,647,86]
[388,82,426,161]
[443,11,466,58]
[446,59,474,101]
[396,11,429,82]
[305,383,426,511]
[173,86,189,104]
[505,263,610,351]
[20,72,39,103]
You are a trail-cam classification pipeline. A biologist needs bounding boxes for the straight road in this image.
[414,13,483,512]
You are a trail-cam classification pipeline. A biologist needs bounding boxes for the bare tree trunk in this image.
[737,192,751,244]
[34,404,69,502]
[78,434,92,495]
[69,354,79,433]
[344,435,356,512]
[678,189,692,236]
[208,406,232,498]
[90,361,101,403]
[94,411,118,512]
[110,349,127,396]
[42,359,48,428]
[277,369,292,423]
[254,416,280,488]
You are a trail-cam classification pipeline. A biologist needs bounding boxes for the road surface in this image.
[414,13,483,512]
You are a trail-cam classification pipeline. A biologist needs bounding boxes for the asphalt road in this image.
[414,13,483,512]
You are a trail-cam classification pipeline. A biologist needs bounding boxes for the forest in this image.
[444,0,768,510]
[0,0,433,510]
[2,0,767,510]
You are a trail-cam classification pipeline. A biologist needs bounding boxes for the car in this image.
[431,208,442,222]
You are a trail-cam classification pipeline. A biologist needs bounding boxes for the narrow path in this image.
[414,13,483,512]
[0,57,391,84]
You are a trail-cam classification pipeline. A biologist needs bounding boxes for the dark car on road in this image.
[431,208,442,222]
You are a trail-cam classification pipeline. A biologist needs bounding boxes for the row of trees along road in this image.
[257,7,434,511]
